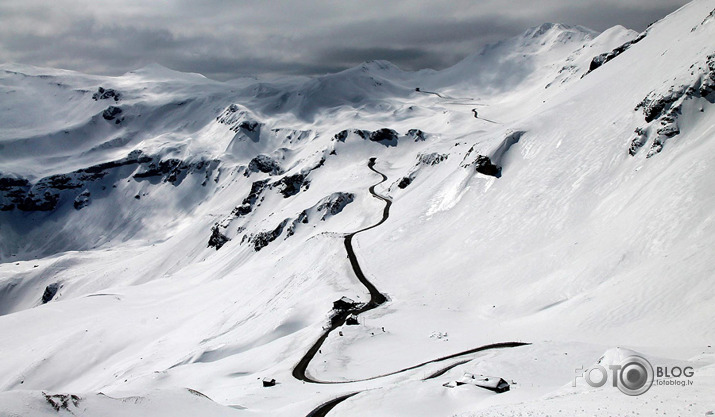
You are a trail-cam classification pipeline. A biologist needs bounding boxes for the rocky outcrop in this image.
[333,129,370,142]
[1,151,220,212]
[43,393,80,412]
[134,158,189,184]
[316,192,354,220]
[273,173,310,198]
[333,130,350,142]
[369,128,398,144]
[92,87,121,102]
[102,106,123,123]
[407,129,426,141]
[586,32,647,74]
[418,153,448,166]
[216,104,263,141]
[0,177,31,211]
[232,179,269,217]
[240,191,355,251]
[246,155,283,176]
[134,157,220,185]
[395,152,448,190]
[475,155,501,177]
[20,191,60,211]
[286,210,309,237]
[631,54,715,157]
[42,282,61,304]
[628,127,648,156]
[73,190,91,210]
[397,177,412,189]
[78,150,154,176]
[333,128,422,145]
[237,121,260,133]
[208,225,230,250]
[244,219,289,251]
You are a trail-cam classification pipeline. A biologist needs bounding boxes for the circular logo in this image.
[617,355,654,396]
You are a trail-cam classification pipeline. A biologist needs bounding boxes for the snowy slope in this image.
[1,1,714,416]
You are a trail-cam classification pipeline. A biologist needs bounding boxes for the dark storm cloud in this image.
[0,0,691,80]
[317,47,442,71]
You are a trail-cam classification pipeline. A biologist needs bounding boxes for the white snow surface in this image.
[1,1,714,416]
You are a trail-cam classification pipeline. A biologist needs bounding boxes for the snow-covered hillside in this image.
[1,1,714,416]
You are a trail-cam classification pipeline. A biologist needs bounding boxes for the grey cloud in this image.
[540,2,690,31]
[0,0,691,80]
[317,47,443,71]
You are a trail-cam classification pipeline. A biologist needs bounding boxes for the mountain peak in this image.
[523,22,597,39]
[125,63,208,81]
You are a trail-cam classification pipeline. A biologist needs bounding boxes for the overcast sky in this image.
[0,0,690,80]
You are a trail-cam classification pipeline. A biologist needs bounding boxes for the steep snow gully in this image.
[297,159,528,416]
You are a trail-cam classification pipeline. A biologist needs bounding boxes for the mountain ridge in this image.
[0,1,714,415]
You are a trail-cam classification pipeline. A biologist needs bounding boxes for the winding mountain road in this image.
[296,158,528,416]
[292,158,390,384]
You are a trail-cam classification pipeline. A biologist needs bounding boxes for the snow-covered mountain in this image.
[0,1,714,415]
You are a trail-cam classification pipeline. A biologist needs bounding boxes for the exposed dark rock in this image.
[78,150,153,176]
[397,177,412,189]
[0,177,31,190]
[407,129,426,141]
[628,127,648,156]
[133,158,197,185]
[586,32,647,74]
[333,129,372,141]
[316,192,354,220]
[657,118,680,138]
[249,219,289,251]
[475,155,501,177]
[633,54,714,157]
[636,91,681,123]
[312,156,326,171]
[41,174,83,190]
[691,8,715,32]
[369,128,398,143]
[273,174,309,198]
[102,106,123,121]
[238,121,260,132]
[2,150,219,213]
[244,180,269,206]
[216,104,246,126]
[246,155,283,176]
[418,153,448,166]
[232,204,252,216]
[346,314,359,325]
[43,393,80,412]
[699,54,715,97]
[42,283,61,304]
[262,378,276,387]
[92,87,121,102]
[286,210,309,237]
[73,190,91,210]
[19,191,60,211]
[354,129,369,140]
[208,225,230,250]
[333,130,349,142]
[0,176,31,210]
